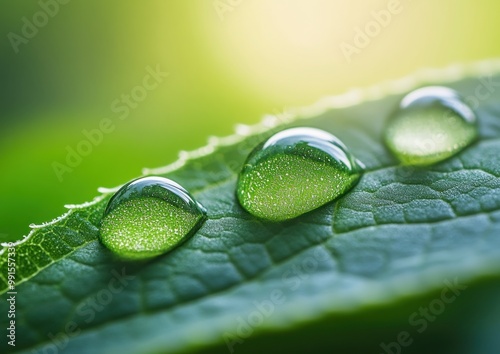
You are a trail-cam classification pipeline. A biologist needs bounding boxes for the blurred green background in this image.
[1,0,500,241]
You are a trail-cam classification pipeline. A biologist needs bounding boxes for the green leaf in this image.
[3,60,500,354]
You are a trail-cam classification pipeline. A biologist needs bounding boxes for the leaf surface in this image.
[3,61,500,354]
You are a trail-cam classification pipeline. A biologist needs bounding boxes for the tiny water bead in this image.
[100,177,206,260]
[236,127,364,221]
[384,86,478,166]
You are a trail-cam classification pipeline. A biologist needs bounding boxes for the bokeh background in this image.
[1,0,500,242]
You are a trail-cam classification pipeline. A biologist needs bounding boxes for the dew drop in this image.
[236,127,363,221]
[100,177,206,260]
[384,86,478,166]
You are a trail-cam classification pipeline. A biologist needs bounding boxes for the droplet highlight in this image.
[384,86,478,166]
[236,127,364,221]
[100,177,206,260]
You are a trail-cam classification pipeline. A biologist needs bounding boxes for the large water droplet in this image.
[384,86,478,166]
[100,177,206,260]
[236,127,363,221]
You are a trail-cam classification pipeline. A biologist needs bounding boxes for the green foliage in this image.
[2,73,500,354]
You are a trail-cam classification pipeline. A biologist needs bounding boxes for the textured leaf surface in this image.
[2,61,500,354]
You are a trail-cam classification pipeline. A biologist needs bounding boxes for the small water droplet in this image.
[100,177,206,260]
[236,127,363,221]
[384,86,478,166]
